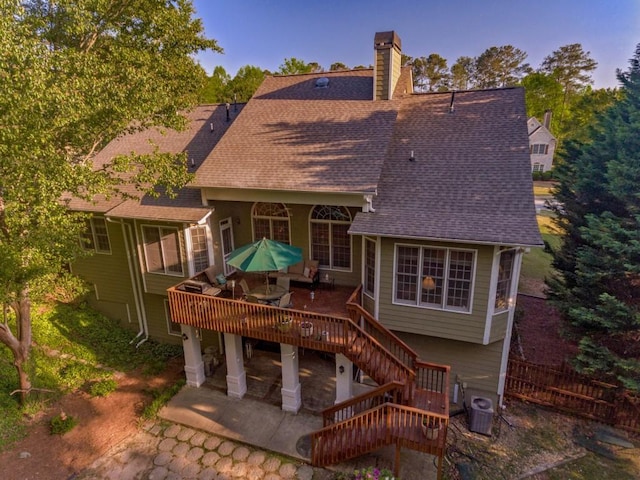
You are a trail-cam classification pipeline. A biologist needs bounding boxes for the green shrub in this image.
[541,170,553,181]
[89,378,118,397]
[532,171,542,181]
[50,412,77,435]
[142,379,186,420]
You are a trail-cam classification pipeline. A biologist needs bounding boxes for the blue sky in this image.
[192,0,639,89]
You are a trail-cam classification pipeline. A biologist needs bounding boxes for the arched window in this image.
[252,202,290,244]
[310,205,352,270]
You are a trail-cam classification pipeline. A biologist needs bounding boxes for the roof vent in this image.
[315,77,330,88]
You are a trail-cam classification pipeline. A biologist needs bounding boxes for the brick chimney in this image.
[374,31,402,100]
[543,110,552,129]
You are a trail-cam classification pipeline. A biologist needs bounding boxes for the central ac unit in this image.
[469,396,494,436]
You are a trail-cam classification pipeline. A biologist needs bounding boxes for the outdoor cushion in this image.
[288,260,304,275]
[204,266,217,285]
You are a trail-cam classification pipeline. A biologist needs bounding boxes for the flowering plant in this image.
[353,466,395,480]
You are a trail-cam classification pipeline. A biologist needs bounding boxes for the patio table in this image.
[248,284,287,301]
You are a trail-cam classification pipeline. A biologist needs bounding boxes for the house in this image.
[71,31,542,473]
[527,111,556,173]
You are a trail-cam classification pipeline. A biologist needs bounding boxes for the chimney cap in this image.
[374,31,401,50]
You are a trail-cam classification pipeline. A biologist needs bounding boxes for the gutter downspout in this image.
[131,219,151,348]
[106,217,149,347]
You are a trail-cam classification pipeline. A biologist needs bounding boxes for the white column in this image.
[181,325,205,387]
[224,333,247,398]
[335,354,353,404]
[280,344,301,413]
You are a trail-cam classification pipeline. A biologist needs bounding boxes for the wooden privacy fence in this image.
[505,358,640,434]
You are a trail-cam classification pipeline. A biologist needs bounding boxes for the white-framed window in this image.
[495,249,516,312]
[252,202,290,244]
[310,205,352,270]
[142,225,183,275]
[80,217,111,254]
[364,237,376,297]
[530,144,548,155]
[394,245,475,313]
[190,226,210,273]
[532,163,544,172]
[164,299,181,336]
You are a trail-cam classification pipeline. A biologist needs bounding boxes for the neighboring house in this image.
[72,31,541,424]
[527,111,556,173]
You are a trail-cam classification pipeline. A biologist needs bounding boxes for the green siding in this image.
[377,238,494,344]
[395,331,504,402]
[208,201,362,286]
[72,219,139,330]
[142,292,181,345]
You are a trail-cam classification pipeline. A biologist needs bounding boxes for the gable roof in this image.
[349,88,542,246]
[193,69,411,194]
[68,104,241,222]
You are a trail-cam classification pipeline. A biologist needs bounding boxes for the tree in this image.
[226,65,266,102]
[0,0,218,403]
[473,45,530,88]
[547,44,640,391]
[540,44,598,96]
[329,62,349,71]
[450,56,474,90]
[201,66,231,103]
[277,57,319,75]
[520,72,564,124]
[539,44,598,131]
[422,53,450,92]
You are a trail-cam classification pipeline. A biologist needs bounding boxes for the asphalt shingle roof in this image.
[68,104,240,222]
[193,70,402,194]
[349,88,542,246]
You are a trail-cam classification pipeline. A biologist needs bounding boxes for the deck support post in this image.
[224,333,247,398]
[181,325,205,387]
[394,443,401,479]
[280,343,301,412]
[335,354,353,403]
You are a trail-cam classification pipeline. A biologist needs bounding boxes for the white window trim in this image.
[185,224,214,277]
[251,202,291,244]
[141,224,184,276]
[494,248,516,314]
[308,205,353,272]
[82,217,112,255]
[392,243,477,314]
[363,236,377,299]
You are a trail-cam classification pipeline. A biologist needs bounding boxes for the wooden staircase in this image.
[167,284,449,479]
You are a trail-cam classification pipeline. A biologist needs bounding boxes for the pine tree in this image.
[548,44,640,391]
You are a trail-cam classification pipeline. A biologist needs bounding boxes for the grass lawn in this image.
[519,210,561,295]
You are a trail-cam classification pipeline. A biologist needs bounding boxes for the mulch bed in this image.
[513,294,578,366]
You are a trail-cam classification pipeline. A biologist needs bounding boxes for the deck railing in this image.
[168,282,451,478]
[346,285,418,374]
[322,381,406,426]
[311,402,448,476]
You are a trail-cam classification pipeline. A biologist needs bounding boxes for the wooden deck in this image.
[167,283,450,479]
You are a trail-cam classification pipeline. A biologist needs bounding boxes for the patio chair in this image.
[276,276,290,292]
[276,291,293,309]
[239,278,250,298]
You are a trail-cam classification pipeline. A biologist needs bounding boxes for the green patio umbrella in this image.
[226,238,302,291]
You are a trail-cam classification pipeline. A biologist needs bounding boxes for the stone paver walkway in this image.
[77,421,335,480]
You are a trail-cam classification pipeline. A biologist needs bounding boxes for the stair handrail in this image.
[311,402,448,473]
[345,321,416,394]
[346,285,418,371]
[321,381,405,426]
